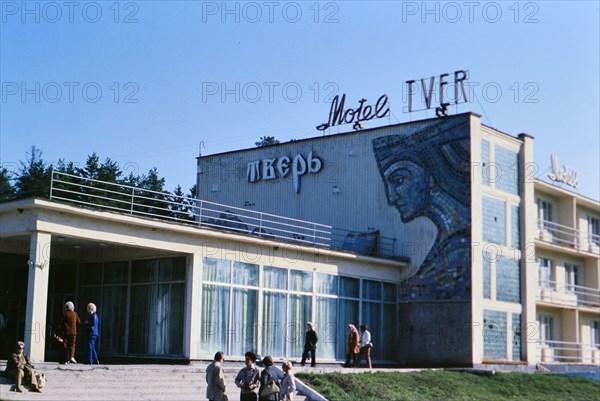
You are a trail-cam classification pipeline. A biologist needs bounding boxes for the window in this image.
[537,199,553,225]
[591,321,600,350]
[198,259,398,361]
[539,315,554,347]
[589,216,600,246]
[564,264,579,292]
[538,258,553,288]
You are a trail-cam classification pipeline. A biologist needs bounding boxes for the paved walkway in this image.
[0,361,327,401]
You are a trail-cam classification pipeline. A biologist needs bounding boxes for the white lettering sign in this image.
[246,151,323,193]
[548,154,578,188]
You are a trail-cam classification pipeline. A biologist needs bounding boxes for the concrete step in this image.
[0,362,314,401]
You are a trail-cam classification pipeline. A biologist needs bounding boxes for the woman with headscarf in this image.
[344,324,360,367]
[258,356,280,401]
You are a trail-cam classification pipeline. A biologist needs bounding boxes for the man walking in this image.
[300,322,318,367]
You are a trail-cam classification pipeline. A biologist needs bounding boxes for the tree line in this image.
[1,146,198,222]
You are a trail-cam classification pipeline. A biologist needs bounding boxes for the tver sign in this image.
[246,151,323,193]
[405,70,469,116]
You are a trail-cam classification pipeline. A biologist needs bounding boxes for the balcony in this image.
[537,280,600,309]
[538,340,600,364]
[536,219,600,255]
[49,171,398,259]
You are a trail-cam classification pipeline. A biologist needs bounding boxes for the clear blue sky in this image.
[1,1,599,199]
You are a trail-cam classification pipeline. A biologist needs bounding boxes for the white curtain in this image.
[315,297,337,359]
[155,283,185,355]
[287,294,312,358]
[203,258,230,283]
[261,291,286,356]
[231,288,258,356]
[263,266,287,289]
[200,284,230,355]
[233,262,259,286]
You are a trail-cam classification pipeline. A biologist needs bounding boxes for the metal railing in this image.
[49,171,399,258]
[50,171,332,247]
[537,280,600,309]
[536,219,600,255]
[538,340,600,364]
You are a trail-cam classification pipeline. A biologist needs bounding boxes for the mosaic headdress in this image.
[372,116,471,205]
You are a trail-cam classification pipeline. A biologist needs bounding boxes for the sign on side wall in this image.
[246,151,323,193]
[548,154,578,188]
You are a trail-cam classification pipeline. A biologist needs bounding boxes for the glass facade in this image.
[198,257,398,361]
[78,256,186,357]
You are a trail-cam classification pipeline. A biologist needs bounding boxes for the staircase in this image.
[0,362,317,401]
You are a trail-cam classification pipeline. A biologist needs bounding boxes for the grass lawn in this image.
[296,370,600,401]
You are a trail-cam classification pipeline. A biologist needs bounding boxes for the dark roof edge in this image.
[197,112,481,160]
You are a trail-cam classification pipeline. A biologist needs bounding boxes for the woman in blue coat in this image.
[84,303,100,364]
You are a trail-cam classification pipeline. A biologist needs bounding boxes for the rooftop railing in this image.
[536,219,600,255]
[537,279,600,309]
[49,171,398,258]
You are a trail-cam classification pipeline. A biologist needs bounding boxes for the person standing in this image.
[279,361,296,401]
[235,351,260,401]
[359,324,372,369]
[4,341,41,393]
[84,303,100,365]
[299,322,318,367]
[345,324,360,367]
[206,351,227,401]
[258,356,280,401]
[60,301,80,364]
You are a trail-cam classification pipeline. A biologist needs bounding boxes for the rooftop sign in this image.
[548,154,578,188]
[405,70,469,117]
[316,94,390,131]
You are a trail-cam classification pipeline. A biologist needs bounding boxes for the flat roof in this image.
[197,111,489,159]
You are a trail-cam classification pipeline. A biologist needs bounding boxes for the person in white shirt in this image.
[279,361,296,401]
[359,325,372,368]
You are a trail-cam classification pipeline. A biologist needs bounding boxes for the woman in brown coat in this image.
[60,301,80,364]
[344,324,360,367]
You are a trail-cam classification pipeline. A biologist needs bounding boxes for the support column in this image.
[187,252,203,359]
[519,133,537,365]
[24,232,51,362]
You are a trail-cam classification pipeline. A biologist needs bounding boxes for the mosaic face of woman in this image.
[384,160,429,222]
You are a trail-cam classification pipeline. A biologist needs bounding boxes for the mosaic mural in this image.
[373,116,472,301]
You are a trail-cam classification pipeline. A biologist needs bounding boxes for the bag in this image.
[35,372,47,388]
[260,377,280,397]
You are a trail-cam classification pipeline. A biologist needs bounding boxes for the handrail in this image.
[50,171,332,248]
[537,279,600,309]
[537,340,600,364]
[49,171,401,258]
[536,218,600,255]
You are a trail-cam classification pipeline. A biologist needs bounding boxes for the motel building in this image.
[0,112,598,368]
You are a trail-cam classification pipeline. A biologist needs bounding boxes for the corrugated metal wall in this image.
[197,118,460,272]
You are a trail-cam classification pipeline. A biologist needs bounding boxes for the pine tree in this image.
[136,167,169,216]
[0,167,15,201]
[255,136,280,147]
[15,146,51,199]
